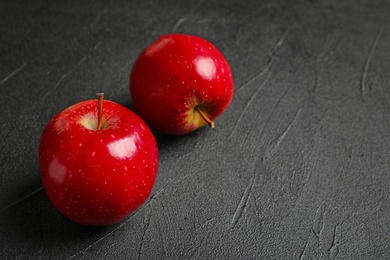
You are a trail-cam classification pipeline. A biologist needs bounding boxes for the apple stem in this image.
[195,106,215,128]
[96,93,104,130]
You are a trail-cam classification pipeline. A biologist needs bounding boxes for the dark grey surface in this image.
[1,0,390,259]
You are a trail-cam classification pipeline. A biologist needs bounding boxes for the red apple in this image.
[39,94,158,226]
[130,34,234,135]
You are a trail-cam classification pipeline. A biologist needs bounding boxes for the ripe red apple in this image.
[130,34,234,135]
[39,94,158,226]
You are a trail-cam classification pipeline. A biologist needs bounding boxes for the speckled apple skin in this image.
[39,100,158,226]
[130,34,234,135]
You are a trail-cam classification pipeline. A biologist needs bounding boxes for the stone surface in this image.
[1,0,390,259]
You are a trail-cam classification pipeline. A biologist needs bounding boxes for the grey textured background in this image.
[1,0,390,259]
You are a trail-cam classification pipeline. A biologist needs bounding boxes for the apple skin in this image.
[130,34,234,135]
[39,99,158,226]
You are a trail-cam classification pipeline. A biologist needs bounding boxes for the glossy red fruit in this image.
[39,94,158,226]
[130,34,234,135]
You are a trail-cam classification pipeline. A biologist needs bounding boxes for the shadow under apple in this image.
[0,174,114,258]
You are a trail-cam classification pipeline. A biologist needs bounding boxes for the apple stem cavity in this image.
[195,106,215,128]
[96,93,104,130]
